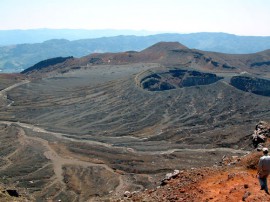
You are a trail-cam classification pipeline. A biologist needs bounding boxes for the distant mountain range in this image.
[2,41,270,201]
[1,31,270,73]
[22,42,270,80]
[0,29,156,46]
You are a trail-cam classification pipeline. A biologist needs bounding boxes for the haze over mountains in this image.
[1,30,270,73]
[0,29,157,46]
[1,39,270,201]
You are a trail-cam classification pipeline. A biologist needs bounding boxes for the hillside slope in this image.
[117,122,270,201]
[1,32,270,72]
[21,42,270,78]
[119,164,267,202]
[1,42,270,201]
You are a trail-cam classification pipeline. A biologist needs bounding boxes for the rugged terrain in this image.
[118,122,270,202]
[1,32,270,72]
[118,162,268,202]
[0,42,270,201]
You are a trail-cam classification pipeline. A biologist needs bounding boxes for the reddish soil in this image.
[197,168,269,202]
[119,152,270,202]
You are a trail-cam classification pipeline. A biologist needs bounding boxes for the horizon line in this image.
[0,28,269,37]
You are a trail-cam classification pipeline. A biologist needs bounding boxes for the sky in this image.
[1,0,270,36]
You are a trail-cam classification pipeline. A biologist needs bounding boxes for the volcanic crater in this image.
[137,68,224,91]
[1,42,270,201]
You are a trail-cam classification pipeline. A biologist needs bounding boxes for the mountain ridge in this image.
[1,40,270,201]
[0,28,155,46]
[21,41,270,78]
[1,32,270,73]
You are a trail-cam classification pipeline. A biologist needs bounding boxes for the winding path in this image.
[0,80,30,107]
[0,80,30,93]
[2,122,126,196]
[0,79,250,200]
[0,80,249,155]
[0,120,249,156]
[0,79,126,199]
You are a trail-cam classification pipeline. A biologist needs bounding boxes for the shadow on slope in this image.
[137,68,223,91]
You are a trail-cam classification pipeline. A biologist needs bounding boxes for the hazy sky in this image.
[1,0,270,36]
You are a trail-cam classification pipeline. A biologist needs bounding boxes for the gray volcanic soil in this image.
[0,63,270,201]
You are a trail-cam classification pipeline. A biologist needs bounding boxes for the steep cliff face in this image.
[230,76,270,96]
[139,69,223,91]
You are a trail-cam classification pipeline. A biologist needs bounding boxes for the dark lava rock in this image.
[6,189,19,197]
[250,61,270,67]
[140,69,223,91]
[88,57,103,64]
[230,76,270,96]
[222,64,236,69]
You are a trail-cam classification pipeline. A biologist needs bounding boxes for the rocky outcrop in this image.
[252,121,270,149]
[250,61,270,67]
[139,69,223,91]
[230,76,270,96]
[160,170,180,186]
[118,122,270,202]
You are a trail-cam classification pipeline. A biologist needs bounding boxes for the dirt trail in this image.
[1,120,249,156]
[0,80,249,156]
[0,80,252,201]
[0,80,30,93]
[0,80,29,106]
[157,147,249,155]
[4,121,112,147]
[0,75,125,199]
[15,126,126,196]
[0,128,28,171]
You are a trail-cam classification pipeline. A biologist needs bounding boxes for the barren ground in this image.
[0,62,270,201]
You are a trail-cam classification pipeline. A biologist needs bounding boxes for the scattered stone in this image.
[244,184,249,189]
[252,121,270,148]
[242,191,251,201]
[180,189,185,193]
[229,187,237,194]
[124,191,131,197]
[172,170,180,178]
[166,170,180,180]
[257,145,263,151]
[131,191,139,195]
[165,173,173,179]
[6,189,19,197]
[227,173,235,180]
[161,170,180,186]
